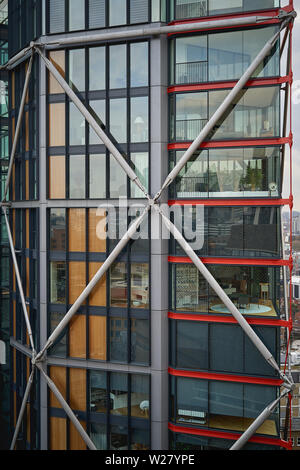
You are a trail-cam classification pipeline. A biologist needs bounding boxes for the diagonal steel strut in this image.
[35,206,149,362]
[156,204,291,384]
[2,207,36,354]
[35,46,150,200]
[2,53,34,202]
[36,364,97,450]
[10,367,35,450]
[155,22,290,201]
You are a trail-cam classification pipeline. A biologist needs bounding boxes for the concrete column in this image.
[150,34,169,450]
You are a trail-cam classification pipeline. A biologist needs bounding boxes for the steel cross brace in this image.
[4,10,296,451]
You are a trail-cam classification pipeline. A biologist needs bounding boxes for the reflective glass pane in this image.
[69,155,86,199]
[130,42,148,87]
[110,317,128,361]
[110,262,127,307]
[175,35,207,84]
[89,47,106,91]
[50,208,66,251]
[131,263,149,308]
[90,370,107,413]
[69,102,85,145]
[109,45,126,89]
[69,49,85,91]
[131,96,148,143]
[110,154,127,198]
[109,98,127,142]
[50,262,66,304]
[131,319,149,364]
[130,152,148,198]
[69,0,85,31]
[130,374,149,419]
[177,377,208,425]
[91,423,107,450]
[89,100,106,145]
[110,373,128,416]
[89,154,106,198]
[109,0,127,26]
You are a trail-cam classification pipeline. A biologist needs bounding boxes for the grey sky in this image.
[283,3,300,211]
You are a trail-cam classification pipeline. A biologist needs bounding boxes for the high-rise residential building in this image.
[0,0,297,451]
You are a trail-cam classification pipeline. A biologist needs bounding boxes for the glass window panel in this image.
[209,324,243,373]
[110,154,127,198]
[208,207,244,257]
[110,373,128,416]
[130,42,148,87]
[208,31,243,82]
[89,100,106,145]
[69,0,85,31]
[243,27,279,78]
[174,92,208,141]
[50,208,66,251]
[244,326,277,377]
[209,0,243,16]
[49,156,66,199]
[173,264,208,313]
[48,313,67,357]
[109,0,127,26]
[110,317,128,361]
[110,425,128,450]
[89,47,105,91]
[90,370,107,413]
[131,96,148,143]
[68,208,86,252]
[69,49,85,91]
[109,98,127,142]
[131,428,150,450]
[89,154,106,198]
[244,384,277,419]
[177,377,208,425]
[176,321,208,370]
[50,262,66,304]
[89,0,106,29]
[175,0,208,19]
[109,45,126,89]
[69,102,86,145]
[130,374,150,419]
[131,319,149,365]
[208,148,244,197]
[130,0,148,24]
[175,35,207,84]
[243,206,279,258]
[49,0,65,33]
[172,149,208,198]
[130,153,148,198]
[69,155,86,199]
[49,50,65,94]
[49,103,65,147]
[131,263,149,308]
[91,423,107,450]
[210,381,243,417]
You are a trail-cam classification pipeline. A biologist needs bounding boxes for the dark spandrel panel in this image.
[130,0,149,24]
[89,0,106,29]
[49,0,65,34]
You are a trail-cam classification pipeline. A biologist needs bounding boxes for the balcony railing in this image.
[176,61,208,85]
[175,118,208,141]
[176,176,208,196]
[175,0,207,20]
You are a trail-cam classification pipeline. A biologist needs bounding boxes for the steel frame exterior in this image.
[1,7,296,451]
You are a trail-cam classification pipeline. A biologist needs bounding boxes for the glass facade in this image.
[49,367,150,450]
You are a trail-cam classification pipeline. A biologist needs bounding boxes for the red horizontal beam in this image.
[168,312,289,328]
[168,137,289,149]
[168,76,289,93]
[169,367,283,387]
[168,423,290,449]
[168,198,290,207]
[168,256,290,267]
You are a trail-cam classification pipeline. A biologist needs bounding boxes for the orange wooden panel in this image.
[26,258,30,297]
[12,163,15,201]
[25,160,29,200]
[13,392,17,427]
[88,262,106,306]
[88,209,106,253]
[49,50,65,94]
[49,102,65,146]
[69,368,86,411]
[89,316,106,361]
[13,349,16,383]
[50,417,67,450]
[69,420,87,450]
[49,155,66,199]
[69,209,86,252]
[69,314,86,359]
[26,403,30,444]
[69,261,86,304]
[49,366,67,409]
[13,300,16,338]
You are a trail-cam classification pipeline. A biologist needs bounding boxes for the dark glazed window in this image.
[50,209,66,251]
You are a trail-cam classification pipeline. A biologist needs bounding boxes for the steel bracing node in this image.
[6,8,296,451]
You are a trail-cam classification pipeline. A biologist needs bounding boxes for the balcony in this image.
[175,118,208,141]
[176,61,208,85]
